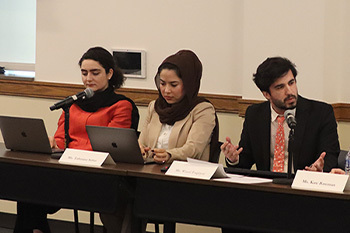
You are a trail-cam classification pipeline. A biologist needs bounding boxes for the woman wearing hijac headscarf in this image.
[101,50,219,233]
[139,49,219,164]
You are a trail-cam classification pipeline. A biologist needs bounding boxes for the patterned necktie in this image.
[273,115,285,172]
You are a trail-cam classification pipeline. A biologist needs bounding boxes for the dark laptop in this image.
[0,115,63,154]
[86,125,154,164]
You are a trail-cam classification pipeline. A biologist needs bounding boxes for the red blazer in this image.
[54,100,132,150]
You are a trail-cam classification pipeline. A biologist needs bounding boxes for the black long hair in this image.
[78,46,125,90]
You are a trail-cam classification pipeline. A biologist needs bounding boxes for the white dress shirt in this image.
[156,124,174,150]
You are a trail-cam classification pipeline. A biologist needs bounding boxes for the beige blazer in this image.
[139,100,216,163]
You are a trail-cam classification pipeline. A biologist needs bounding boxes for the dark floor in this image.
[0,212,105,233]
[0,228,11,233]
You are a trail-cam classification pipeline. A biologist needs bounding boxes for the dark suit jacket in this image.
[228,95,340,172]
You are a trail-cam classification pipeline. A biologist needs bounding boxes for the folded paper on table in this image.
[165,158,272,184]
[165,158,228,180]
[213,173,272,184]
[292,170,349,193]
[59,148,115,167]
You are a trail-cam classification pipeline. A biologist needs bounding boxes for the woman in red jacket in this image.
[51,47,139,150]
[14,46,139,233]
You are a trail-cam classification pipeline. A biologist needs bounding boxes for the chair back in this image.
[209,141,223,163]
[208,112,221,163]
[338,150,347,170]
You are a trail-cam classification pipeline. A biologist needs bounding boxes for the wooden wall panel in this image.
[0,79,240,113]
[0,79,349,121]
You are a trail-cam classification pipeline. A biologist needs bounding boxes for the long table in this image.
[130,166,350,233]
[0,145,132,214]
[0,146,350,233]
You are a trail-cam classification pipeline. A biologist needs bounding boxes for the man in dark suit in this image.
[222,56,339,173]
[221,57,340,233]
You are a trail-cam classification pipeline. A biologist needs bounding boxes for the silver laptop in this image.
[0,115,63,154]
[86,125,154,164]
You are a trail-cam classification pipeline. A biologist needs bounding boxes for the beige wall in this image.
[35,0,243,96]
[241,0,349,101]
[35,0,350,104]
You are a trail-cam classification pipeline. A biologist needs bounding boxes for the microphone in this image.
[49,88,94,111]
[284,109,297,129]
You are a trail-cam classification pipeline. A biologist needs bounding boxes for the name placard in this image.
[165,158,228,180]
[59,148,115,167]
[292,170,349,193]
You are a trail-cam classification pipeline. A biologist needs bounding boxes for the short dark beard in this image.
[272,94,298,111]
